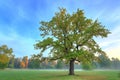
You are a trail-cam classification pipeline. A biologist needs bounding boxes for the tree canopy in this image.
[35,8,110,75]
[0,45,13,69]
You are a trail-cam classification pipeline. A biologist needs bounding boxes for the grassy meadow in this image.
[0,69,120,80]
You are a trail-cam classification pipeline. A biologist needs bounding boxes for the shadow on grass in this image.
[78,75,106,80]
[39,73,107,80]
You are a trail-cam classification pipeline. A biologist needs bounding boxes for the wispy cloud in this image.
[96,24,120,59]
[104,8,120,23]
[98,29,120,48]
[0,29,38,58]
[92,6,120,59]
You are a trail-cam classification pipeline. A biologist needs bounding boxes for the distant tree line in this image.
[1,44,120,70]
[6,54,120,70]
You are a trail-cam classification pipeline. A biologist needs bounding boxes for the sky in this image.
[0,0,120,59]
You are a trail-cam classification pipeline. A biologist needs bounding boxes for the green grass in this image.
[0,69,120,80]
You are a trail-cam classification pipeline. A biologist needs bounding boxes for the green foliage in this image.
[81,62,94,70]
[111,58,120,69]
[98,54,111,68]
[0,45,13,69]
[55,60,64,69]
[14,58,21,68]
[28,54,42,69]
[35,8,110,61]
[8,55,15,68]
[0,62,8,69]
[28,59,41,69]
[35,8,110,74]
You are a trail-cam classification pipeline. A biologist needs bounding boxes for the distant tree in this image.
[19,56,28,68]
[82,62,93,70]
[28,54,42,69]
[98,54,111,68]
[41,57,51,69]
[0,45,13,69]
[8,55,15,68]
[55,60,64,69]
[35,8,110,75]
[22,56,28,68]
[14,58,21,68]
[81,61,98,70]
[111,57,120,69]
[0,54,9,69]
[20,61,25,68]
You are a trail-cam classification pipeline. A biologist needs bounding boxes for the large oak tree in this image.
[35,8,110,75]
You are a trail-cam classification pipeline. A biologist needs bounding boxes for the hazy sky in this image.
[0,0,120,59]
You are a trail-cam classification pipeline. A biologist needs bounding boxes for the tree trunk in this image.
[69,59,75,75]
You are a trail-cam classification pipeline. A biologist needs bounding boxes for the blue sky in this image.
[0,0,120,59]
